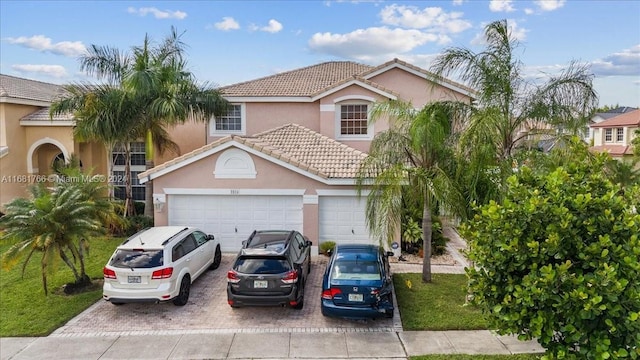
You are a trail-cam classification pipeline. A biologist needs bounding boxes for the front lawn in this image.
[0,236,122,336]
[394,273,488,330]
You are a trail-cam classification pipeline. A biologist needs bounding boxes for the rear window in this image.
[233,257,291,274]
[110,249,164,268]
[330,260,381,280]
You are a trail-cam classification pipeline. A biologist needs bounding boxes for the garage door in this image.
[169,195,303,252]
[319,196,374,245]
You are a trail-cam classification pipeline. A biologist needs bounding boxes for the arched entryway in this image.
[26,138,70,175]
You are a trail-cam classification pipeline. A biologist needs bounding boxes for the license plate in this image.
[348,293,363,302]
[128,276,141,284]
[254,280,268,288]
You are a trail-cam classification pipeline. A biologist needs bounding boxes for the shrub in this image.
[319,241,336,255]
[461,153,640,359]
[124,215,153,236]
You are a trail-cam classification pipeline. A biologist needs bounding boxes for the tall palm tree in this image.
[357,100,468,282]
[430,19,598,175]
[78,27,229,217]
[0,184,104,295]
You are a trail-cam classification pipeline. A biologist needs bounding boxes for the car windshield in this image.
[330,259,381,280]
[110,249,164,268]
[234,256,291,274]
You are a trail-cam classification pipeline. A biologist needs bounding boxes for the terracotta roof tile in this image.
[590,109,640,128]
[590,145,633,156]
[0,74,63,102]
[21,108,73,122]
[139,124,368,180]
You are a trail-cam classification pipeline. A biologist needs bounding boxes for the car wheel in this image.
[292,280,304,310]
[173,275,191,306]
[210,246,222,270]
[384,294,394,318]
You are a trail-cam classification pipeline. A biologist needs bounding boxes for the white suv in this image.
[103,226,221,306]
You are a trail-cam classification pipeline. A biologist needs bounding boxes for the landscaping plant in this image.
[462,147,640,359]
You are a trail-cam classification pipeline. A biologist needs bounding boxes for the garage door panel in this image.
[319,196,373,245]
[169,195,302,252]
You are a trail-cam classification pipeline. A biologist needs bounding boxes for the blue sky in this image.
[1,0,639,107]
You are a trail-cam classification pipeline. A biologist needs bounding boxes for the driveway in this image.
[52,255,398,336]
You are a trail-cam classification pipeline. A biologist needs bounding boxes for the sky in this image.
[1,0,639,108]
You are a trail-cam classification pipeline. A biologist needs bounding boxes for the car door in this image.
[192,230,213,274]
[294,233,310,280]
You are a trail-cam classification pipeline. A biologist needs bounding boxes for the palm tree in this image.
[51,84,143,216]
[357,100,468,282]
[0,184,104,295]
[77,27,229,217]
[430,19,598,176]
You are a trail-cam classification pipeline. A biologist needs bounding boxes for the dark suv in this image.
[227,230,312,309]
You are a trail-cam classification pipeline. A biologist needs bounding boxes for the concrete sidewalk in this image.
[1,330,543,359]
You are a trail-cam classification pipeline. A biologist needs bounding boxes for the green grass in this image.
[394,273,488,330]
[0,236,122,336]
[411,355,542,360]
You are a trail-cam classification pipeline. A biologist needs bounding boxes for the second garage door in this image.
[168,194,303,252]
[318,196,374,246]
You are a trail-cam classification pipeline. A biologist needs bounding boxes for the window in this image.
[616,128,624,142]
[340,104,369,135]
[210,104,245,135]
[112,142,146,201]
[605,128,613,142]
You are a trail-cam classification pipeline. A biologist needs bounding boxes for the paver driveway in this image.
[53,255,397,336]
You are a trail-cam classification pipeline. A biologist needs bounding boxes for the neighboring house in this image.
[139,58,475,252]
[586,106,638,143]
[590,108,640,160]
[0,74,206,211]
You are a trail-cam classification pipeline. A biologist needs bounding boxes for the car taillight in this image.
[281,270,298,284]
[322,288,342,300]
[227,270,240,284]
[103,267,117,279]
[151,267,173,279]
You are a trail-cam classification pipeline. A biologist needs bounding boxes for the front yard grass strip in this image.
[394,273,488,331]
[411,355,542,360]
[0,236,122,337]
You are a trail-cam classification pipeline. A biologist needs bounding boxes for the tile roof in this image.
[590,145,633,156]
[0,74,63,102]
[21,108,73,122]
[139,124,368,181]
[218,58,475,98]
[590,109,640,128]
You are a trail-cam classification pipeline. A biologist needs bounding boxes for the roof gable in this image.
[139,124,368,184]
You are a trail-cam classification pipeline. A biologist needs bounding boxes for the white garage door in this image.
[319,196,374,245]
[169,195,303,252]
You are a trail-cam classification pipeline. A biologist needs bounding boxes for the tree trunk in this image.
[59,248,80,282]
[422,195,433,283]
[144,160,154,218]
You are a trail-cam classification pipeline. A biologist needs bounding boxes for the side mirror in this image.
[306,240,312,247]
[206,234,215,241]
[386,251,394,257]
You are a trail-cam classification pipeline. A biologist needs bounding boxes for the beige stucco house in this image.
[590,108,639,159]
[139,58,474,252]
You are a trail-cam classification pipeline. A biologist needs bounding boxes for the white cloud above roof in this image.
[261,19,284,33]
[7,35,86,57]
[379,4,471,33]
[489,0,515,12]
[127,7,187,20]
[11,64,67,78]
[309,27,446,59]
[591,45,640,76]
[215,17,240,31]
[534,0,566,12]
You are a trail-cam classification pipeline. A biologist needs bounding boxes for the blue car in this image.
[321,244,394,319]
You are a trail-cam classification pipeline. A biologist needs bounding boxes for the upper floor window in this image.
[340,104,368,135]
[210,103,245,136]
[616,128,624,142]
[605,128,613,142]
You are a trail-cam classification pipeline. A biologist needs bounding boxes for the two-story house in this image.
[138,58,474,252]
[590,108,640,160]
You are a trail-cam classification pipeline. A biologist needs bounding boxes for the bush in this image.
[124,215,153,236]
[319,241,336,255]
[461,153,640,359]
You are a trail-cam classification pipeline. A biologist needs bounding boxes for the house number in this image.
[230,189,240,195]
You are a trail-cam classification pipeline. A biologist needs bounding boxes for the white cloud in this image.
[524,8,535,15]
[261,19,283,33]
[489,0,515,12]
[215,17,240,31]
[12,64,67,78]
[127,7,187,20]
[309,27,446,60]
[534,0,565,12]
[7,35,86,57]
[379,5,471,33]
[591,45,640,76]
